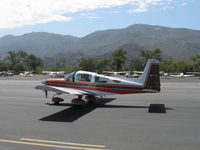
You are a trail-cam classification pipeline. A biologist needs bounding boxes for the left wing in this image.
[35,85,95,95]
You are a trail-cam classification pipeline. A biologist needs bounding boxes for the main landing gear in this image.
[51,94,103,105]
[71,95,87,105]
[71,95,104,105]
[51,95,88,105]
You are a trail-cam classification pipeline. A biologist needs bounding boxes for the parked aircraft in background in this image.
[42,71,65,78]
[102,71,131,77]
[0,71,14,77]
[19,71,33,77]
[102,71,143,78]
[35,59,160,105]
[170,72,194,78]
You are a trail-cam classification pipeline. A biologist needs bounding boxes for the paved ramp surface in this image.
[0,77,200,150]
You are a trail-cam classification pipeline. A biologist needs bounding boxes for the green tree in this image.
[140,48,162,61]
[0,60,8,71]
[27,54,42,71]
[96,58,112,73]
[17,50,28,62]
[160,59,192,73]
[112,49,127,71]
[79,57,112,72]
[5,51,18,67]
[173,60,190,73]
[190,54,200,71]
[129,57,145,71]
[160,60,174,72]
[14,62,27,72]
[5,50,42,72]
[79,57,97,72]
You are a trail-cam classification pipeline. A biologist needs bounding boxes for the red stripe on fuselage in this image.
[47,83,145,94]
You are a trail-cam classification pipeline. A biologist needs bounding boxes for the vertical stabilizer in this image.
[140,59,160,92]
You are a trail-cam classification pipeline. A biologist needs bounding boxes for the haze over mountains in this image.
[0,24,200,60]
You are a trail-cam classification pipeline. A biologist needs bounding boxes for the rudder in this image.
[144,60,160,92]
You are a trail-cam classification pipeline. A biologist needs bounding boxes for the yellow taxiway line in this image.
[20,138,106,148]
[0,139,108,150]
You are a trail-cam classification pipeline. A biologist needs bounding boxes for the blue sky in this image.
[0,0,199,38]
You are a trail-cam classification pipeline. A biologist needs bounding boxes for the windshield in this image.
[65,71,76,81]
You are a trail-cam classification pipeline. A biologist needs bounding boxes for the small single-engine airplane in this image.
[35,59,160,105]
[170,72,194,78]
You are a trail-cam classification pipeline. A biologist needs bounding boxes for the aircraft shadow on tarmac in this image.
[39,98,172,122]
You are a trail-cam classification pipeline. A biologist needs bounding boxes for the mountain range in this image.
[0,24,200,61]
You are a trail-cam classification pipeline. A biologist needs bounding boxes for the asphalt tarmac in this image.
[0,76,200,150]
